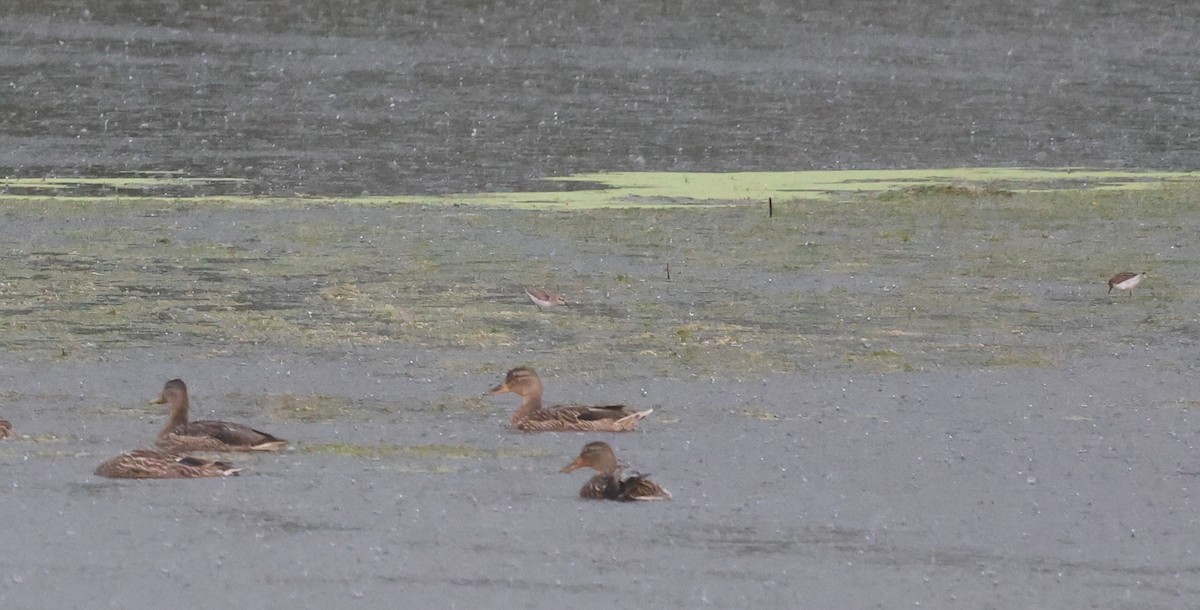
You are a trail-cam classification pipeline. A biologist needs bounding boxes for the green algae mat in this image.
[3,168,1198,208]
[1,168,1196,378]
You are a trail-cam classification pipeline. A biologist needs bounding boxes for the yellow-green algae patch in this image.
[736,407,784,421]
[2,181,1198,376]
[15,434,75,444]
[3,167,1198,209]
[385,167,1200,208]
[263,394,357,422]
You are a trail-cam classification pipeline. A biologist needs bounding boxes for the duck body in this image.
[152,379,288,452]
[95,448,241,479]
[488,368,651,432]
[561,441,671,501]
[577,468,672,501]
[158,420,288,453]
[515,403,651,433]
[0,419,13,439]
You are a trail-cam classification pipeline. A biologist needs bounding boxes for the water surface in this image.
[1,1,1196,196]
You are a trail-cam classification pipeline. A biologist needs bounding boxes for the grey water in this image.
[1,0,1197,197]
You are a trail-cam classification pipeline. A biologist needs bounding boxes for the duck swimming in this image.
[153,379,288,452]
[487,368,651,432]
[560,441,671,501]
[95,448,241,479]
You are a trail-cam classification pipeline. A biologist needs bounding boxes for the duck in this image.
[95,448,241,479]
[153,379,288,452]
[524,287,568,309]
[0,419,13,439]
[560,441,671,501]
[487,367,652,432]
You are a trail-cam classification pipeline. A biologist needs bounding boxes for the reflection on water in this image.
[1,1,1196,195]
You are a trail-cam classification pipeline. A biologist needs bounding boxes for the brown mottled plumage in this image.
[1107,271,1145,297]
[524,287,568,309]
[487,368,651,432]
[0,419,13,439]
[560,441,671,501]
[95,448,241,479]
[153,379,288,452]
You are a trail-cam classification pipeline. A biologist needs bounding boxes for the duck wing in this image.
[614,468,672,501]
[575,405,636,421]
[175,420,287,449]
[528,404,631,422]
[579,468,672,501]
[176,455,237,472]
[579,471,623,500]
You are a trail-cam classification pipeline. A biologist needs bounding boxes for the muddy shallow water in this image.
[1,2,1200,609]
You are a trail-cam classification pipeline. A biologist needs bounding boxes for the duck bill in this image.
[560,457,586,473]
[487,381,511,395]
[148,394,167,405]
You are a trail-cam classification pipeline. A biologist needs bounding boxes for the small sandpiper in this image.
[524,287,568,309]
[1107,271,1145,298]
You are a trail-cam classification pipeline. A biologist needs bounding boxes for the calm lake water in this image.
[1,0,1197,196]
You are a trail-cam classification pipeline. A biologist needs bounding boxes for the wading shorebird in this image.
[487,367,652,432]
[95,448,242,479]
[153,379,288,452]
[560,441,671,501]
[524,287,568,309]
[1107,271,1146,298]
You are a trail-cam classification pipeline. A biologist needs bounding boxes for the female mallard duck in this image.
[560,441,671,501]
[0,419,13,439]
[95,448,241,479]
[487,367,651,432]
[153,379,288,452]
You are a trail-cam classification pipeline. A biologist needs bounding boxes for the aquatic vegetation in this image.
[263,394,356,422]
[846,348,916,373]
[1,175,1196,376]
[3,168,1197,209]
[736,408,783,421]
[426,396,491,413]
